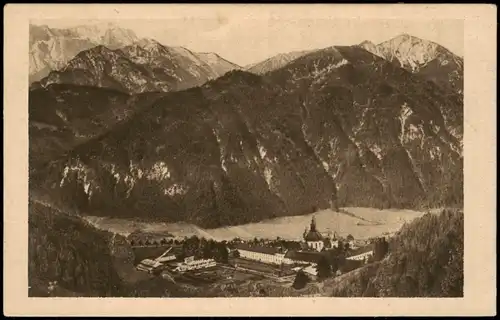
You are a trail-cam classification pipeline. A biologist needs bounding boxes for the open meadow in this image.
[83,207,428,241]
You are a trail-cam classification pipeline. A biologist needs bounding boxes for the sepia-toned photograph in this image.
[3,3,497,317]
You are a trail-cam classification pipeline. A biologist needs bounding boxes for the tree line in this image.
[329,209,464,297]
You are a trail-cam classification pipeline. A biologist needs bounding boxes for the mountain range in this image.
[30,25,463,97]
[30,23,139,83]
[29,28,463,228]
[29,24,241,89]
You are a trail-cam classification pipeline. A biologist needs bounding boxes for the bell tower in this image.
[310,216,317,232]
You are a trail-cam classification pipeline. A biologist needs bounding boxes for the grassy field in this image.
[83,207,428,241]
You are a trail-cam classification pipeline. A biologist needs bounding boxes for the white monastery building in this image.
[235,244,294,265]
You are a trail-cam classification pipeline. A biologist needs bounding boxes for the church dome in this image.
[304,230,323,242]
[303,216,323,242]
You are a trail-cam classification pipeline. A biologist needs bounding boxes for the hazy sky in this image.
[36,18,463,66]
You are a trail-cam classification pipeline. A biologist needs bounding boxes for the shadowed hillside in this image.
[29,84,167,168]
[28,200,127,296]
[28,200,186,297]
[329,208,464,297]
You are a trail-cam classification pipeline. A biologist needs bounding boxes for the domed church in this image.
[303,216,324,252]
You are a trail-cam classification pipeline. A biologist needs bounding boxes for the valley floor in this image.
[82,207,428,241]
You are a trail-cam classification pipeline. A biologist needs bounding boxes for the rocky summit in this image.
[246,50,312,75]
[30,43,463,229]
[358,34,463,94]
[31,38,241,94]
[29,23,139,83]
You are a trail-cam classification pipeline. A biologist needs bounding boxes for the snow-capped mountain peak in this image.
[358,33,463,94]
[29,23,139,83]
[358,40,379,55]
[376,34,441,71]
[134,38,163,49]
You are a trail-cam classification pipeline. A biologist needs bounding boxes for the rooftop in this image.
[304,230,323,242]
[235,243,282,255]
[347,244,374,257]
[139,259,162,268]
[284,250,325,264]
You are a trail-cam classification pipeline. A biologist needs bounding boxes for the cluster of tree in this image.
[228,237,304,253]
[316,256,335,280]
[292,270,310,290]
[129,237,177,247]
[178,235,229,264]
[372,237,389,261]
[330,209,464,297]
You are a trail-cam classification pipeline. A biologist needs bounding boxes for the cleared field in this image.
[83,207,427,241]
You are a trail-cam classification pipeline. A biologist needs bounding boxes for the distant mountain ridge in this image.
[29,24,241,87]
[31,38,241,94]
[246,50,311,74]
[196,52,243,76]
[245,34,463,95]
[358,34,463,94]
[29,23,140,83]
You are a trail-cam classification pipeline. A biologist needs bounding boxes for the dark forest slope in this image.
[28,200,186,297]
[330,208,464,297]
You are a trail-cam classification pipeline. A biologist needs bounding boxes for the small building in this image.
[173,256,216,272]
[331,239,340,248]
[155,247,176,263]
[302,264,318,278]
[284,250,325,266]
[348,240,359,250]
[136,259,163,273]
[346,250,373,262]
[346,244,374,262]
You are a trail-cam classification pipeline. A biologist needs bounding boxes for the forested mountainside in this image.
[28,200,186,297]
[30,43,463,229]
[330,208,463,297]
[358,34,463,95]
[29,84,167,168]
[28,200,127,296]
[31,39,240,94]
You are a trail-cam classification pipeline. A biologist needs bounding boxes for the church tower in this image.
[310,215,317,232]
[303,216,324,252]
